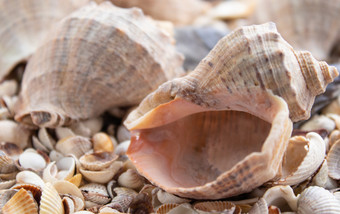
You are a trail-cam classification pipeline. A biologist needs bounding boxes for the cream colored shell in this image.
[14,1,184,128]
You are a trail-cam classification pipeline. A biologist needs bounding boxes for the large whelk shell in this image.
[297,186,340,214]
[0,0,89,81]
[124,23,337,199]
[14,2,184,128]
[272,132,325,185]
[249,0,340,61]
[2,188,38,214]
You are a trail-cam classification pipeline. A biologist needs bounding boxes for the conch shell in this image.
[14,2,184,128]
[0,0,89,81]
[249,0,340,61]
[124,23,338,199]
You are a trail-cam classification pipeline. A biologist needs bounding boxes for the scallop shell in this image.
[80,183,111,205]
[79,152,118,171]
[0,190,17,211]
[249,0,340,61]
[0,151,17,174]
[40,182,64,214]
[0,120,31,149]
[2,188,38,214]
[108,0,210,25]
[55,136,92,158]
[0,0,89,81]
[327,139,340,180]
[124,23,337,199]
[0,180,16,190]
[272,132,325,185]
[14,2,184,128]
[117,169,144,190]
[297,186,340,214]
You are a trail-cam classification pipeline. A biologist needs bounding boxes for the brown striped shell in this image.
[0,0,89,81]
[14,2,184,128]
[124,23,338,199]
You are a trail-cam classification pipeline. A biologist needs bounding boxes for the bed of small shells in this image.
[1,0,340,214]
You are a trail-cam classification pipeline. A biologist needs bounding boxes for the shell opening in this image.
[128,110,272,189]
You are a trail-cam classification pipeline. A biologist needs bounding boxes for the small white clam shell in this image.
[0,120,30,149]
[53,180,85,202]
[38,128,56,151]
[117,125,130,143]
[80,183,111,205]
[16,170,45,188]
[80,161,123,184]
[0,180,16,190]
[56,156,76,180]
[249,198,268,214]
[43,162,58,183]
[0,80,17,97]
[274,132,325,185]
[18,150,46,171]
[40,182,64,214]
[297,186,340,214]
[55,136,92,158]
[300,115,335,133]
[262,185,298,212]
[311,160,338,189]
[70,117,103,138]
[49,150,64,162]
[117,169,144,190]
[327,139,340,180]
[55,127,76,140]
[2,188,38,214]
[155,188,191,205]
[114,140,130,156]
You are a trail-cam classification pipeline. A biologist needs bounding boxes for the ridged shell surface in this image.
[249,0,340,61]
[40,182,64,214]
[2,188,38,214]
[0,0,89,81]
[124,23,338,199]
[15,2,184,128]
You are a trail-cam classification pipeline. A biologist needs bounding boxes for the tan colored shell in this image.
[40,182,64,214]
[10,183,42,204]
[2,188,38,214]
[327,139,340,180]
[0,0,89,81]
[193,201,240,214]
[53,180,85,202]
[108,0,210,25]
[156,203,179,214]
[117,169,145,190]
[297,186,340,214]
[79,152,118,171]
[55,136,92,158]
[124,23,337,199]
[249,0,340,61]
[0,152,17,174]
[14,1,184,128]
[272,132,325,185]
[80,183,111,205]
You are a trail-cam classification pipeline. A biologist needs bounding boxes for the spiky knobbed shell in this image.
[0,0,89,81]
[14,1,184,128]
[124,23,337,199]
[249,0,340,61]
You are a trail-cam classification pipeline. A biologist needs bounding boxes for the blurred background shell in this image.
[14,2,184,128]
[0,0,89,81]
[249,0,340,62]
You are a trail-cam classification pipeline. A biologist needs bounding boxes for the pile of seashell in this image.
[1,0,340,213]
